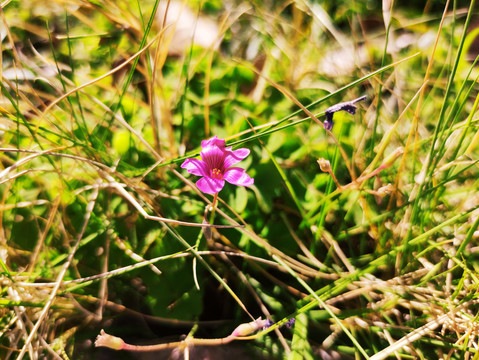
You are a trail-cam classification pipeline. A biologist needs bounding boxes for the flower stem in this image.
[95,318,269,352]
[211,192,218,209]
[202,192,219,241]
[209,192,219,224]
[96,330,239,352]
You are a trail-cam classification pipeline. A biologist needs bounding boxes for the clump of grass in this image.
[1,0,479,359]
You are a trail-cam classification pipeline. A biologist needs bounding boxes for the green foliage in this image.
[1,0,479,359]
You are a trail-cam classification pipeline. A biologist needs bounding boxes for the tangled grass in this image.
[1,0,479,359]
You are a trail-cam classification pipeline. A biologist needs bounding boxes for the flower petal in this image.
[201,136,225,149]
[181,158,209,177]
[196,177,225,194]
[223,167,254,187]
[201,145,226,171]
[223,148,250,169]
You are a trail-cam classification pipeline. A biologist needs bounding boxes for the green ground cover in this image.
[1,0,479,359]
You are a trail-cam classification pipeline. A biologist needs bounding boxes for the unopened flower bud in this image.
[376,183,394,196]
[95,330,125,350]
[317,158,331,173]
[231,318,268,337]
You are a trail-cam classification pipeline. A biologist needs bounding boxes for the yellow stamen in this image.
[211,168,222,179]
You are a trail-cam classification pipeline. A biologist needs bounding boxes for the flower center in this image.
[211,168,223,179]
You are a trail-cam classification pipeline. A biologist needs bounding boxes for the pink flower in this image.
[181,136,254,194]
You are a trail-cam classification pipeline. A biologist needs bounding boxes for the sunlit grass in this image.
[1,0,479,359]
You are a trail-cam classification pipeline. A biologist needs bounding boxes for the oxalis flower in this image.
[181,136,254,194]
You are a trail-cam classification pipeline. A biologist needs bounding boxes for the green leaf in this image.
[289,313,314,360]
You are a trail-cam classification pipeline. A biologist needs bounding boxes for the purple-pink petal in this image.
[223,167,254,187]
[197,177,225,194]
[201,136,225,149]
[181,158,209,177]
[223,148,250,169]
[201,145,227,171]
